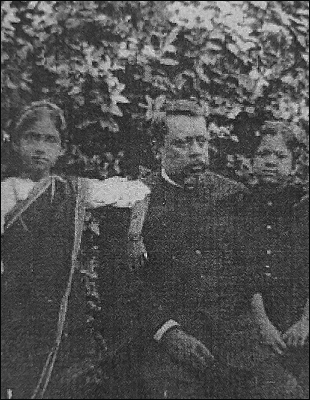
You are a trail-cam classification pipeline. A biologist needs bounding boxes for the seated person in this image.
[140,99,252,399]
[236,120,309,399]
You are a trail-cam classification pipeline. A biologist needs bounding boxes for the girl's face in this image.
[14,116,64,179]
[252,134,293,185]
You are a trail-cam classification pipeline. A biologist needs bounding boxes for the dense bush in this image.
[1,1,309,178]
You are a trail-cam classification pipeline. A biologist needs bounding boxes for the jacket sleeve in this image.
[93,197,171,354]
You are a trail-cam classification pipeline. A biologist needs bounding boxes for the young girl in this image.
[238,121,309,398]
[1,101,151,399]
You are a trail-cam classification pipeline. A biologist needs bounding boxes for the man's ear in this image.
[289,164,298,177]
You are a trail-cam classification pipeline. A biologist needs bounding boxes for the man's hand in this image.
[259,320,287,355]
[283,319,309,347]
[161,328,214,373]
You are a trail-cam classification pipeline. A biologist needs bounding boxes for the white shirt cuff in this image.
[153,320,180,342]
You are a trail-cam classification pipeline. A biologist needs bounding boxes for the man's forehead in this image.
[166,115,208,137]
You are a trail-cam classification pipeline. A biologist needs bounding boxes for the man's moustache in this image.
[182,163,207,189]
[184,163,207,174]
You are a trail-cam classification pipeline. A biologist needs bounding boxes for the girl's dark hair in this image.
[252,121,304,168]
[259,121,302,153]
[233,115,304,160]
[12,101,67,145]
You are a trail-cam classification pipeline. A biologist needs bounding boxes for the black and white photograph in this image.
[1,1,309,398]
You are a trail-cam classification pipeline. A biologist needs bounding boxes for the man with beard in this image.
[139,99,251,399]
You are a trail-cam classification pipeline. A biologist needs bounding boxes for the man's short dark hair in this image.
[149,99,206,147]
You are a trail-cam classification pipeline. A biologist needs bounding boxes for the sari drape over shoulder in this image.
[2,177,88,399]
[1,176,151,399]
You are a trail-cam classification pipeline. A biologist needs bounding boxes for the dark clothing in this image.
[141,172,250,398]
[1,178,158,399]
[142,342,252,399]
[236,185,309,331]
[96,206,168,353]
[1,178,89,399]
[142,173,247,337]
[234,184,309,398]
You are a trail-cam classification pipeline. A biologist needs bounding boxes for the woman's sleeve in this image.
[84,177,151,209]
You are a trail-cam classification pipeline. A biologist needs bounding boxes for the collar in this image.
[161,168,183,188]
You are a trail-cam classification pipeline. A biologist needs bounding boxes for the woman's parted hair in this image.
[232,115,305,159]
[2,102,67,180]
[12,101,67,144]
[260,121,303,150]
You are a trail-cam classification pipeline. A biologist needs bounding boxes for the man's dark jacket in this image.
[141,171,248,349]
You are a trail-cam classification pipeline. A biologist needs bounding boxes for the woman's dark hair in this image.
[2,101,67,180]
[12,101,67,145]
[232,114,304,160]
[252,121,305,170]
[258,121,302,153]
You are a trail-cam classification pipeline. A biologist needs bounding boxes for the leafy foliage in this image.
[1,1,309,178]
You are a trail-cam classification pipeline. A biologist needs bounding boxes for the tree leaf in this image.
[160,58,179,66]
[112,94,130,104]
[109,104,123,117]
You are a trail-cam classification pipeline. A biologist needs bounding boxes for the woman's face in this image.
[252,134,293,185]
[14,116,64,179]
